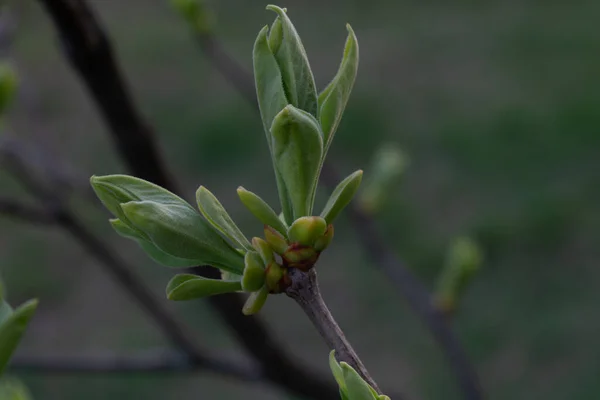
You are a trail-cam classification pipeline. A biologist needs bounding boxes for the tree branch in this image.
[11,351,260,381]
[0,198,55,225]
[286,268,381,394]
[35,1,337,398]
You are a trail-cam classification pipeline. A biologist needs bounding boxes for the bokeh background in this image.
[2,0,599,399]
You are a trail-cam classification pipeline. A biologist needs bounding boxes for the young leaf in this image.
[252,237,274,265]
[166,274,242,301]
[0,299,38,375]
[252,24,294,224]
[242,285,269,315]
[341,362,378,400]
[318,24,359,155]
[110,219,200,267]
[287,216,327,246]
[242,252,266,292]
[196,186,252,251]
[0,301,12,326]
[121,201,245,274]
[237,187,288,237]
[271,105,323,219]
[329,350,347,393]
[266,5,318,118]
[320,170,363,224]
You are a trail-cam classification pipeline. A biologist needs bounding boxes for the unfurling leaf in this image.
[318,24,359,155]
[264,225,289,255]
[252,237,274,264]
[266,5,318,117]
[0,299,38,375]
[196,186,252,251]
[242,252,266,292]
[252,24,294,224]
[341,362,379,400]
[166,274,242,301]
[271,105,323,219]
[321,170,363,224]
[121,201,244,274]
[242,286,269,315]
[110,219,199,267]
[237,187,288,236]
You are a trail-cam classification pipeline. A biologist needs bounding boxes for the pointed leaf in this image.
[318,24,359,155]
[252,24,294,224]
[121,201,244,274]
[0,299,38,375]
[242,252,266,292]
[0,301,12,326]
[166,274,242,301]
[320,170,363,224]
[196,186,252,251]
[341,362,378,400]
[266,5,318,117]
[242,285,269,315]
[271,105,323,219]
[237,187,288,237]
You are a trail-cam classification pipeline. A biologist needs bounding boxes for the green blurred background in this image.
[2,0,599,398]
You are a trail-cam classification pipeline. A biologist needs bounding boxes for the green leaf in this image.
[0,378,33,400]
[271,105,323,219]
[341,362,378,400]
[196,186,252,251]
[320,170,363,224]
[0,299,38,375]
[0,64,17,115]
[0,277,4,303]
[318,24,359,155]
[242,252,266,292]
[110,219,199,267]
[266,5,318,118]
[329,350,347,393]
[121,201,244,274]
[0,301,13,326]
[242,285,269,315]
[237,187,288,237]
[166,274,242,301]
[252,24,294,225]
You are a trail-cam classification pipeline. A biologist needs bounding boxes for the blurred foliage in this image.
[2,0,599,399]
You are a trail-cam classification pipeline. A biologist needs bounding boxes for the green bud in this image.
[282,245,318,271]
[252,237,274,264]
[313,224,334,252]
[287,216,327,246]
[196,186,252,251]
[237,186,288,237]
[0,299,38,376]
[242,285,269,315]
[271,105,324,219]
[265,261,287,293]
[265,5,318,117]
[0,64,17,115]
[166,274,242,301]
[435,237,483,313]
[242,252,266,292]
[318,24,359,155]
[320,170,363,225]
[264,225,289,255]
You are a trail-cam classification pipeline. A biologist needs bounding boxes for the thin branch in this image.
[11,351,260,382]
[35,1,337,398]
[184,8,483,400]
[0,198,55,224]
[286,268,382,394]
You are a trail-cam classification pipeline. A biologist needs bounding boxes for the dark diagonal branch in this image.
[35,1,337,399]
[181,8,483,400]
[0,198,55,224]
[11,351,260,381]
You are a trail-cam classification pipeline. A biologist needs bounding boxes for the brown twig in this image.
[286,268,382,394]
[34,1,337,398]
